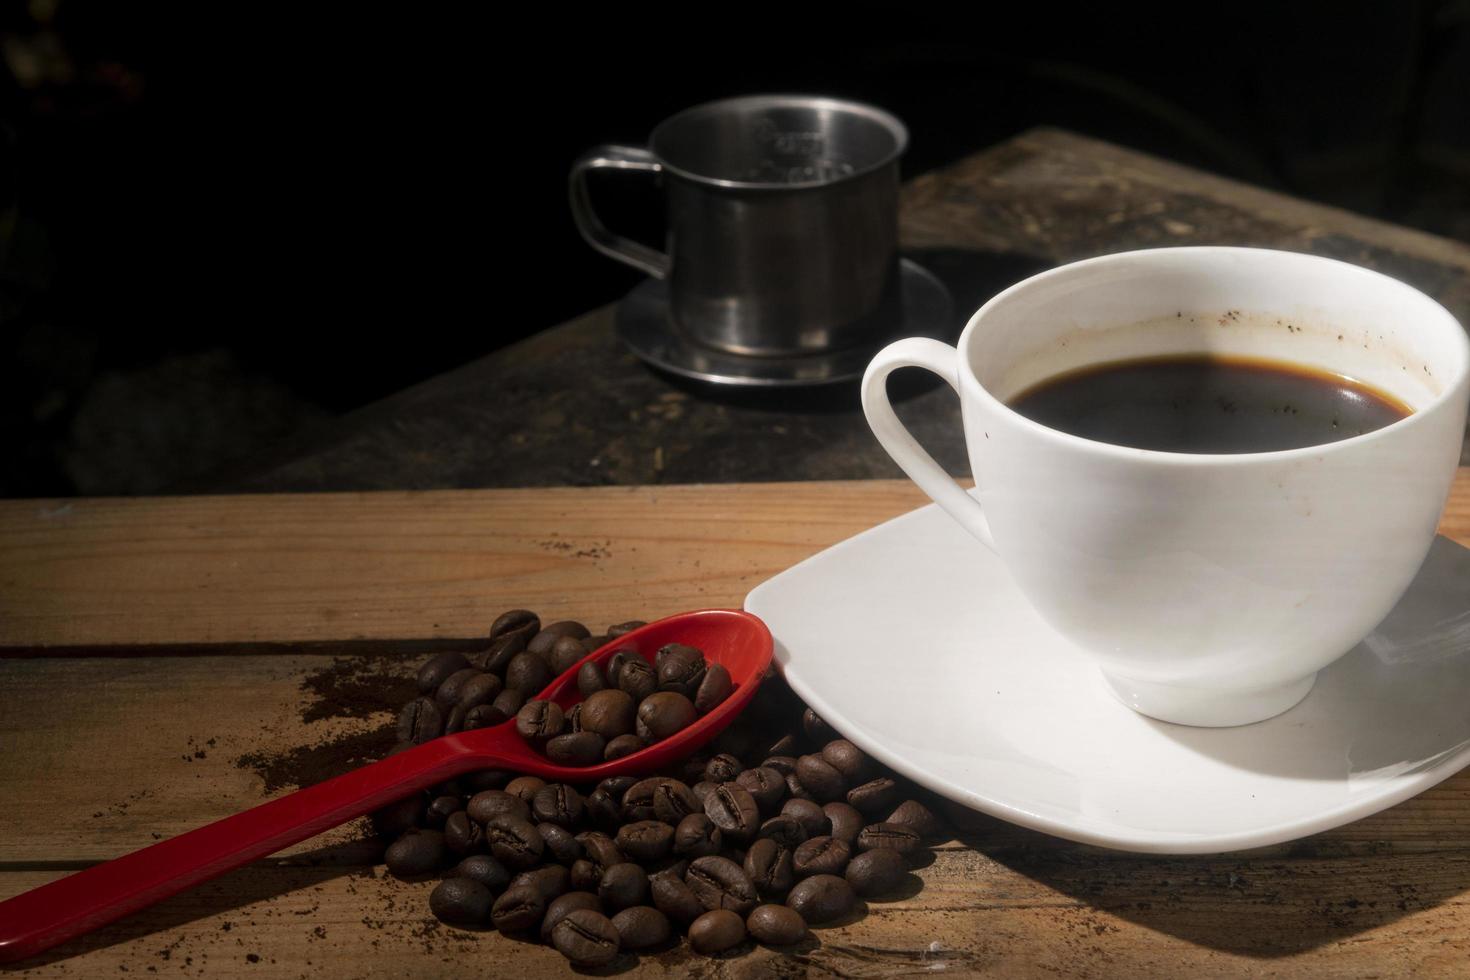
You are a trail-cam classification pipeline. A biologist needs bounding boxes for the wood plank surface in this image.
[3,477,1470,977]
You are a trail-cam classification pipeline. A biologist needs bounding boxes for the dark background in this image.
[2,2,1468,497]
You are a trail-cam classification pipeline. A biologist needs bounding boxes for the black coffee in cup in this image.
[1006,354,1411,453]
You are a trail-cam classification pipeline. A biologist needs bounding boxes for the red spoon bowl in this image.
[0,608,773,964]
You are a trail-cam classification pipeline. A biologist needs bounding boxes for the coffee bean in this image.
[705,784,761,841]
[581,689,636,738]
[581,634,607,653]
[794,755,846,802]
[510,864,569,902]
[689,909,746,954]
[485,815,544,870]
[570,859,601,892]
[450,854,510,894]
[845,848,908,896]
[491,687,526,720]
[384,829,447,877]
[735,767,786,813]
[547,635,588,674]
[611,905,670,949]
[546,731,605,765]
[477,632,526,673]
[443,811,485,856]
[416,652,470,695]
[692,781,717,804]
[442,704,467,734]
[694,663,734,714]
[802,708,836,743]
[467,790,528,825]
[604,733,645,760]
[489,609,540,642]
[757,815,807,849]
[552,908,621,967]
[704,754,743,784]
[650,869,704,925]
[540,890,601,943]
[564,701,583,733]
[747,903,807,945]
[597,775,636,798]
[656,644,706,696]
[577,661,607,697]
[792,836,850,878]
[786,874,855,924]
[396,697,444,745]
[618,658,657,701]
[762,755,799,776]
[652,779,700,824]
[605,650,636,689]
[515,699,564,741]
[371,794,426,837]
[504,776,546,802]
[686,856,758,914]
[490,883,545,932]
[429,877,491,926]
[785,772,816,802]
[462,703,504,730]
[606,620,645,639]
[532,823,580,865]
[456,672,503,710]
[583,787,620,828]
[423,799,461,828]
[743,838,795,899]
[821,740,871,783]
[823,802,864,845]
[531,783,584,827]
[847,777,899,817]
[613,819,674,862]
[673,813,723,858]
[435,667,484,709]
[886,799,946,841]
[505,652,553,696]
[577,831,625,874]
[781,798,830,838]
[636,692,697,740]
[856,822,923,859]
[598,862,650,912]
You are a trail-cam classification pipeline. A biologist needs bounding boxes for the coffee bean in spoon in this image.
[637,691,697,740]
[604,733,645,761]
[606,620,646,639]
[581,689,636,738]
[514,700,564,741]
[577,661,607,697]
[694,663,733,714]
[618,658,658,701]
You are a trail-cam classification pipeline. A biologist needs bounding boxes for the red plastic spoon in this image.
[0,608,772,964]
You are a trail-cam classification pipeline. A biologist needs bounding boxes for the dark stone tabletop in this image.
[206,128,1470,493]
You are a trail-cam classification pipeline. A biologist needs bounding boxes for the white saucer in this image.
[745,500,1470,854]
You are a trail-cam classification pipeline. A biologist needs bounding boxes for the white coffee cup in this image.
[863,247,1469,726]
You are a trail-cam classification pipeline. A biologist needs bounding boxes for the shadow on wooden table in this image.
[1,837,382,971]
[959,817,1470,957]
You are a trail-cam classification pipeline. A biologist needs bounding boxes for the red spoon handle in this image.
[0,736,477,964]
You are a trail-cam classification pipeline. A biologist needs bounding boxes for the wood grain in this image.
[2,476,1469,977]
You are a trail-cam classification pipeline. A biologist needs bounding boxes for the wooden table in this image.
[204,127,1470,494]
[3,478,1469,977]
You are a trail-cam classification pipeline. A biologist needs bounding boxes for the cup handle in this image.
[568,144,671,279]
[862,337,997,550]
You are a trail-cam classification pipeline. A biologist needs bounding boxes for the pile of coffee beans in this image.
[516,641,732,764]
[375,610,946,966]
